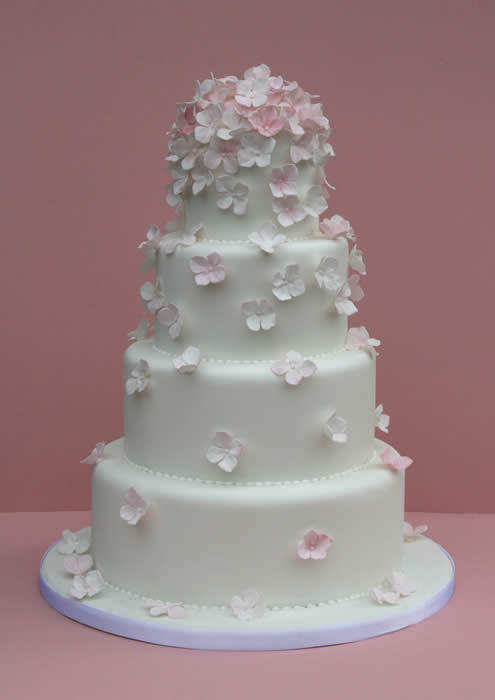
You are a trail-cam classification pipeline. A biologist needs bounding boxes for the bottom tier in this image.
[91,439,405,608]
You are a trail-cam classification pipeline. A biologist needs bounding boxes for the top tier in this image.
[166,64,334,241]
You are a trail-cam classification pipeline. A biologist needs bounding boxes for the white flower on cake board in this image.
[145,599,186,619]
[314,257,342,292]
[269,164,298,197]
[320,214,355,241]
[297,530,333,560]
[403,522,428,540]
[248,221,287,253]
[140,279,167,313]
[345,326,381,357]
[162,220,204,255]
[215,175,249,215]
[127,318,151,343]
[303,185,328,218]
[380,446,413,472]
[156,304,182,340]
[190,253,226,285]
[70,570,104,600]
[323,411,348,443]
[349,244,367,275]
[235,78,270,108]
[241,299,276,332]
[272,195,307,228]
[194,104,223,144]
[272,264,305,301]
[230,589,265,621]
[271,351,317,386]
[206,431,243,473]
[173,346,202,373]
[138,225,161,272]
[204,136,240,174]
[238,132,276,168]
[375,404,390,433]
[63,554,93,575]
[126,359,151,396]
[120,488,149,525]
[57,527,91,555]
[80,442,105,466]
[370,572,416,605]
[191,164,214,194]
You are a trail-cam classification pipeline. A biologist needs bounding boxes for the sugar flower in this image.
[314,257,342,292]
[235,78,270,108]
[271,350,317,386]
[320,214,355,241]
[297,529,333,560]
[174,101,196,136]
[345,326,381,356]
[169,165,190,197]
[216,108,245,141]
[303,185,328,217]
[334,282,358,316]
[63,554,93,576]
[269,163,298,198]
[190,252,226,285]
[172,346,202,374]
[203,136,240,174]
[120,487,149,525]
[191,164,214,195]
[244,64,271,81]
[70,570,104,600]
[323,411,348,443]
[272,195,307,227]
[80,442,105,466]
[166,135,203,171]
[348,273,364,302]
[194,104,223,144]
[57,527,91,555]
[375,404,390,433]
[349,244,367,275]
[380,446,413,472]
[230,589,265,621]
[298,102,330,132]
[206,431,243,473]
[140,279,167,313]
[127,318,151,343]
[238,133,276,168]
[126,359,151,395]
[371,572,416,605]
[248,221,287,253]
[248,106,285,137]
[162,221,204,255]
[145,599,186,619]
[156,303,182,339]
[403,522,428,540]
[138,225,161,272]
[272,264,305,300]
[215,175,249,215]
[241,299,276,332]
[290,132,313,164]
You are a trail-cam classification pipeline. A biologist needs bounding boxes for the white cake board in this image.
[40,532,454,650]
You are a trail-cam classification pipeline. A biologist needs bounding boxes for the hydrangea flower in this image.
[334,282,358,316]
[371,572,416,605]
[345,327,381,356]
[320,214,355,241]
[166,135,203,170]
[375,404,390,433]
[323,411,348,443]
[174,101,196,136]
[244,64,271,81]
[290,132,313,163]
[162,221,204,255]
[348,273,364,302]
[273,195,307,227]
[248,221,288,253]
[303,185,328,217]
[70,570,104,600]
[169,165,190,197]
[403,522,428,540]
[216,108,245,141]
[271,351,317,386]
[156,304,182,339]
[190,252,226,285]
[172,346,202,374]
[238,133,276,168]
[120,487,149,525]
[298,102,330,132]
[126,359,151,395]
[215,175,249,215]
[314,257,342,292]
[235,78,270,108]
[272,264,305,300]
[194,104,223,143]
[269,163,298,198]
[138,225,161,272]
[230,589,265,621]
[349,244,367,275]
[203,136,240,174]
[127,318,151,343]
[145,599,186,619]
[57,527,91,555]
[140,279,167,313]
[380,447,413,472]
[297,530,333,560]
[63,554,93,575]
[248,106,285,137]
[206,431,243,473]
[241,299,276,331]
[191,164,214,194]
[80,443,105,466]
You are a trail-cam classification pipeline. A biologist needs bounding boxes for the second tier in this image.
[124,339,376,482]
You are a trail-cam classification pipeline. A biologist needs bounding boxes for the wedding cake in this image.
[40,65,454,648]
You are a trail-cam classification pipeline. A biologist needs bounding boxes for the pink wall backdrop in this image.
[2,0,494,513]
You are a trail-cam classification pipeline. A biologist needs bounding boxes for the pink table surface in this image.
[2,511,493,700]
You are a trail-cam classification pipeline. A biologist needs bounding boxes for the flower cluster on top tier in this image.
[165,64,334,215]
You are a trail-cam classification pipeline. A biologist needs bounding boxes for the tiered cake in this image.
[40,65,454,647]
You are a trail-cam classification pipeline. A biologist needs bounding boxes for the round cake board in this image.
[40,532,454,651]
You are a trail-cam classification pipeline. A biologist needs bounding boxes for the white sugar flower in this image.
[70,570,104,600]
[403,522,428,540]
[162,221,204,255]
[314,257,342,292]
[156,304,182,339]
[63,553,93,576]
[334,282,358,316]
[323,411,348,443]
[191,164,214,195]
[172,346,202,374]
[235,78,270,108]
[320,214,355,241]
[194,104,223,144]
[371,572,416,606]
[272,195,307,228]
[169,165,190,196]
[145,599,185,619]
[230,589,265,621]
[126,359,151,395]
[216,108,245,141]
[120,487,149,525]
[215,175,249,215]
[348,273,364,302]
[248,221,288,253]
[237,132,276,168]
[349,244,367,275]
[127,318,150,343]
[269,163,298,197]
[57,527,91,555]
[206,431,243,473]
[140,279,166,313]
[290,132,313,163]
[375,404,390,433]
[271,350,317,386]
[244,63,271,80]
[241,299,276,332]
[80,442,105,466]
[138,225,161,272]
[190,252,226,285]
[167,135,203,170]
[303,185,328,217]
[346,326,381,356]
[203,136,240,174]
[272,264,305,301]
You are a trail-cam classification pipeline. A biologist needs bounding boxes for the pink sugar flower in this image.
[297,529,333,560]
[380,447,413,472]
[248,106,285,137]
[269,164,298,198]
[190,253,226,286]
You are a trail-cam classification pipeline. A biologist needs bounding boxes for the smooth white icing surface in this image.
[123,340,376,481]
[154,237,349,358]
[91,439,404,607]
